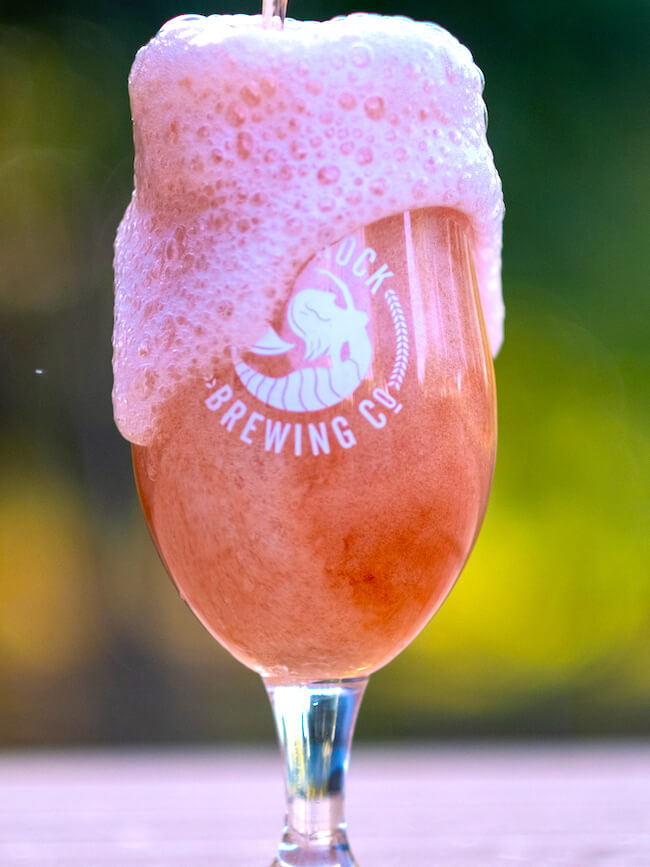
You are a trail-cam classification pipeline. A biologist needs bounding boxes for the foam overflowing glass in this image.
[113,14,503,865]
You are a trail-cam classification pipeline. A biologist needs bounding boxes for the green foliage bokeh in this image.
[0,0,648,744]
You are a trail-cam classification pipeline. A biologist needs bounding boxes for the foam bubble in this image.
[113,13,504,445]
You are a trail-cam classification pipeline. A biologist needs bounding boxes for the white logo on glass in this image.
[235,269,372,412]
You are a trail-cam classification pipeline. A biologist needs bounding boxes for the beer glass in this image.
[130,206,497,866]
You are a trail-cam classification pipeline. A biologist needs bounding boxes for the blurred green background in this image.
[0,0,648,747]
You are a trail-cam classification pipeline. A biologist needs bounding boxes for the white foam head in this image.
[113,13,504,444]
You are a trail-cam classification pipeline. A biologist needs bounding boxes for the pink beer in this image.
[114,15,504,682]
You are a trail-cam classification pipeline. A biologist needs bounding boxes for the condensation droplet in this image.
[340,141,354,155]
[364,96,385,121]
[369,178,386,196]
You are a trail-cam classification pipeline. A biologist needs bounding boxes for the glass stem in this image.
[265,676,368,867]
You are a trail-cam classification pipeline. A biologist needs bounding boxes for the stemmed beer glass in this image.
[129,206,496,866]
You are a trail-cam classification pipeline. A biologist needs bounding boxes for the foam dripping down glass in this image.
[113,14,504,866]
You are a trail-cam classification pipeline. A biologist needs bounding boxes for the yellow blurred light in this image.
[0,467,100,673]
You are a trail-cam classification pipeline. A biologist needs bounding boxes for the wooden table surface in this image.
[1,745,648,865]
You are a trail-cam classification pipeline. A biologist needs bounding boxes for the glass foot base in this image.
[271,827,359,867]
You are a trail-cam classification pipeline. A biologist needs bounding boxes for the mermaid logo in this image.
[235,269,373,413]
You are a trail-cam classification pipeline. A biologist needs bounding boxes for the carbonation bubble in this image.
[405,61,419,79]
[240,83,261,106]
[457,172,473,195]
[225,103,246,127]
[290,141,308,160]
[236,131,253,158]
[317,165,341,185]
[217,300,234,320]
[364,96,385,120]
[350,43,372,68]
[338,93,357,110]
[412,179,427,199]
[356,146,373,166]
[260,76,276,97]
